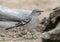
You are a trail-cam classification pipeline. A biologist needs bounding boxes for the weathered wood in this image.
[40,6,60,40]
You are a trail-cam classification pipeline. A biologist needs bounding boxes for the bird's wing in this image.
[12,9,32,20]
[0,6,33,26]
[0,6,32,21]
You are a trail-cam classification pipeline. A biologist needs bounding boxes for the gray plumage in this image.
[24,11,41,29]
[0,6,32,21]
[0,5,43,28]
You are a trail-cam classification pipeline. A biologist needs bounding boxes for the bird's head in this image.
[31,9,44,16]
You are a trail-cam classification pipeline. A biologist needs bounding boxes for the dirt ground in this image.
[0,0,60,42]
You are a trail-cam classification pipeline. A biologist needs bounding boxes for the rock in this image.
[22,32,33,39]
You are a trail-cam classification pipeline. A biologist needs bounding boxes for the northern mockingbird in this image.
[0,5,43,28]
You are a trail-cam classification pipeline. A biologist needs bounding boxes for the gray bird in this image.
[24,9,43,28]
[0,5,43,28]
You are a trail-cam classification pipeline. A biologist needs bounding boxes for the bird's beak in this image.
[40,10,44,12]
[36,10,44,13]
[37,10,44,15]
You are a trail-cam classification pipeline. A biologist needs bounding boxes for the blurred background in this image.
[0,0,60,20]
[0,0,60,10]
